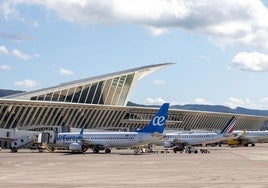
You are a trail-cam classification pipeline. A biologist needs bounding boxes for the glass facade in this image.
[29,73,134,106]
[1,63,187,130]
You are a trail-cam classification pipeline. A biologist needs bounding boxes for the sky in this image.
[2,0,268,109]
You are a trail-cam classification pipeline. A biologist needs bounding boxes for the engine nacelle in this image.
[69,143,87,152]
[163,141,174,148]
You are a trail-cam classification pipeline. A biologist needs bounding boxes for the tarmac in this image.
[0,144,268,188]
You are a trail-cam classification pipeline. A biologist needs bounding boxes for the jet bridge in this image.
[0,128,50,152]
[10,135,37,152]
[0,128,40,152]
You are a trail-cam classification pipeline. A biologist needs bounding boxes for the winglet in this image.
[79,128,84,135]
[240,130,247,138]
[137,103,169,134]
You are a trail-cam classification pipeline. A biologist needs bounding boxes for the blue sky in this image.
[2,0,268,109]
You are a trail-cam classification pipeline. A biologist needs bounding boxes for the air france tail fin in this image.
[219,116,236,135]
[137,103,169,134]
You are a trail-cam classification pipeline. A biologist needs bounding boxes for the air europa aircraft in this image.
[55,103,169,154]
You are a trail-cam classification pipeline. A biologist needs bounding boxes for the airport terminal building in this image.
[0,63,268,135]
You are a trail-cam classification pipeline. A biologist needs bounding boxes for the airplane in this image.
[54,103,169,154]
[162,116,236,153]
[227,130,268,147]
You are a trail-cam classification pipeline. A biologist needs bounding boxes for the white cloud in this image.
[224,97,261,109]
[6,0,268,49]
[0,45,9,54]
[194,98,210,105]
[153,79,166,85]
[0,46,38,60]
[0,65,11,70]
[145,97,166,105]
[60,68,74,75]
[225,97,246,109]
[12,49,32,60]
[14,79,40,88]
[0,1,39,26]
[39,0,190,25]
[145,26,169,36]
[0,1,20,20]
[231,51,268,72]
[258,98,268,109]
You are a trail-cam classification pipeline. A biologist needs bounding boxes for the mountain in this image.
[171,104,235,113]
[127,102,268,117]
[235,107,268,116]
[0,89,24,98]
[1,89,268,116]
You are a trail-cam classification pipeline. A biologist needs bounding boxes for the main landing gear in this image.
[92,147,111,153]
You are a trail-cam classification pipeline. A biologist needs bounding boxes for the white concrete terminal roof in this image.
[0,98,267,131]
[1,63,267,131]
[3,63,173,106]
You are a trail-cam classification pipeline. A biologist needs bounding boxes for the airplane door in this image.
[40,132,50,144]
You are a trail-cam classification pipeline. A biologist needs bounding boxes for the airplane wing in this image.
[240,137,263,144]
[172,138,187,145]
[81,139,110,148]
[152,132,165,139]
[81,139,98,146]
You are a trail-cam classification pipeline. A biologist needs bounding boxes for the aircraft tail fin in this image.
[219,116,236,135]
[137,103,169,134]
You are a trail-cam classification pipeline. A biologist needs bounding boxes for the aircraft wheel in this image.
[93,148,99,153]
[11,148,18,152]
[38,148,44,152]
[82,145,88,152]
[105,148,111,153]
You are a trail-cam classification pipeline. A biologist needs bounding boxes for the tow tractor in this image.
[185,146,198,154]
[173,145,184,153]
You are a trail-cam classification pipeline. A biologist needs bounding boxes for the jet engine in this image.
[163,141,174,148]
[69,143,88,152]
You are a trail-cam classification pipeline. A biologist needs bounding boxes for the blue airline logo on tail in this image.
[138,103,169,133]
[152,116,166,126]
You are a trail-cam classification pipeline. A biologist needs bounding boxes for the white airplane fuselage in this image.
[56,132,162,149]
[233,130,268,144]
[163,132,226,146]
[55,103,169,153]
